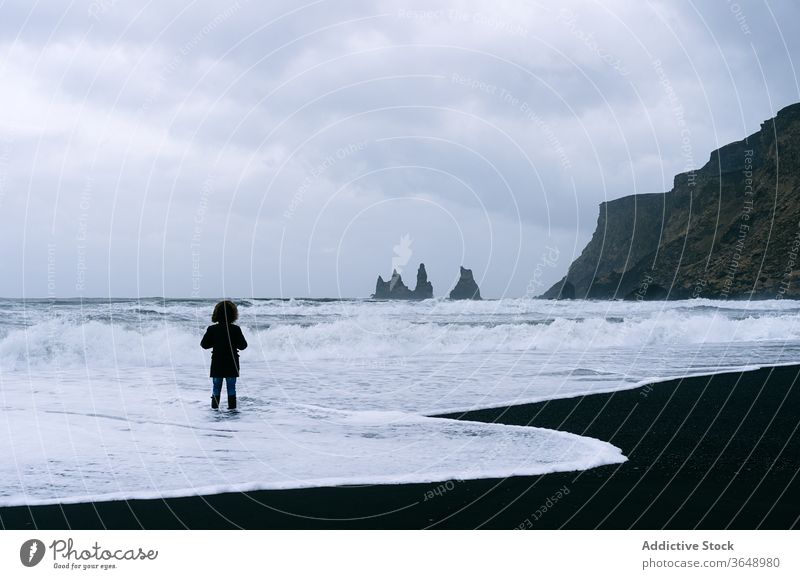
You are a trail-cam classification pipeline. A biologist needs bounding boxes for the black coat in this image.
[201,323,248,377]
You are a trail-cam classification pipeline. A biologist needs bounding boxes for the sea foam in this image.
[1,297,798,505]
[2,298,800,369]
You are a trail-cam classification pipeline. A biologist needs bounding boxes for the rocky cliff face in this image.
[543,103,800,300]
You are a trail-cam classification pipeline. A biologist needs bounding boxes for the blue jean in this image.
[212,377,237,397]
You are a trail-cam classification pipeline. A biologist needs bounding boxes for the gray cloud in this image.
[1,0,798,298]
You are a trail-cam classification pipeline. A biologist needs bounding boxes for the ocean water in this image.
[1,297,799,505]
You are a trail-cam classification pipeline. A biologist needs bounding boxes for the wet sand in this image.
[2,364,798,529]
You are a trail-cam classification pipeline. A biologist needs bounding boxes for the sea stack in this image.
[373,270,412,299]
[372,263,433,300]
[413,263,433,299]
[449,266,482,300]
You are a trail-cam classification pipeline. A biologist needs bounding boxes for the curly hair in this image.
[211,300,239,323]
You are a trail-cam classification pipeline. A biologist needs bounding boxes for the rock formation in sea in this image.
[373,270,410,299]
[449,266,482,300]
[413,263,434,299]
[542,102,800,300]
[372,263,433,299]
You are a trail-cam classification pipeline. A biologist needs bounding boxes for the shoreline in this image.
[2,364,798,529]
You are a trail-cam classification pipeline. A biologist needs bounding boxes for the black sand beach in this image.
[2,364,799,529]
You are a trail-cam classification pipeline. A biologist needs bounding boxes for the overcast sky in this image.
[2,0,798,298]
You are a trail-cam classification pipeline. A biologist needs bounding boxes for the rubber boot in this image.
[227,395,237,410]
[211,395,220,409]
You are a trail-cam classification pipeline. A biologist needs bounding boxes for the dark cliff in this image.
[543,103,800,300]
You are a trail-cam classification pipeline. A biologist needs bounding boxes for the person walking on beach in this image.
[201,300,248,410]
